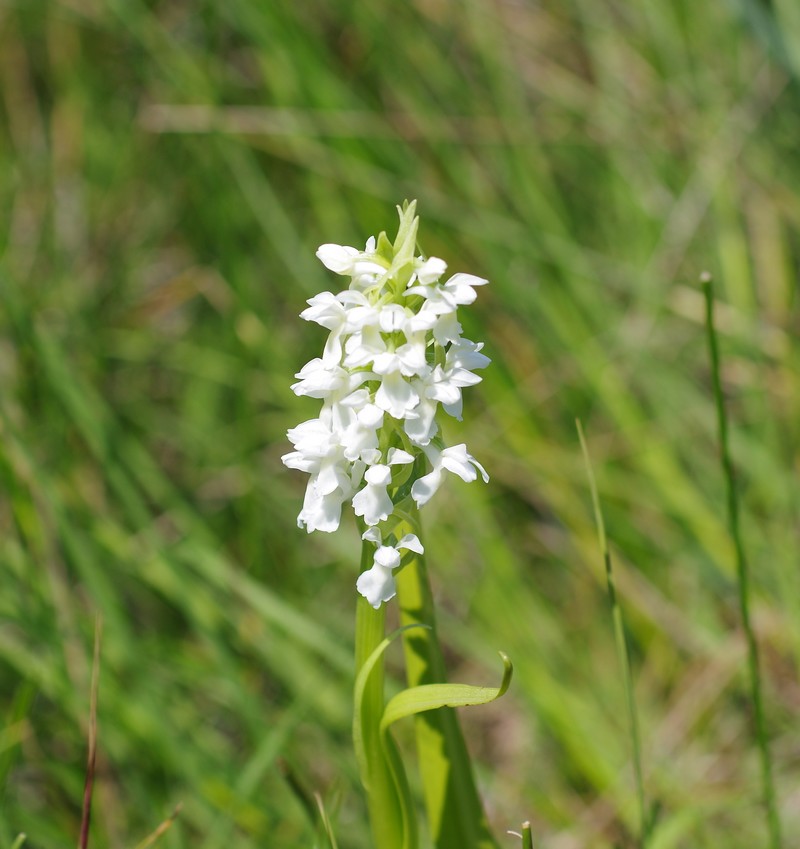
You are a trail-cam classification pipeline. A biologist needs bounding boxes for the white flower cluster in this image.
[282,202,489,607]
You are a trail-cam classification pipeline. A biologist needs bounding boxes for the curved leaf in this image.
[380,652,513,734]
[353,623,427,784]
[353,620,429,849]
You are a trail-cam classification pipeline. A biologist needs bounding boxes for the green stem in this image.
[702,272,781,848]
[354,548,404,849]
[521,821,534,849]
[393,505,498,849]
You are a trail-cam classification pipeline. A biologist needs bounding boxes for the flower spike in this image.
[283,203,490,605]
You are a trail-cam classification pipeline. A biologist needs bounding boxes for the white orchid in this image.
[316,237,387,287]
[406,272,488,310]
[351,449,414,526]
[413,255,447,285]
[356,527,425,608]
[284,202,490,605]
[411,443,489,508]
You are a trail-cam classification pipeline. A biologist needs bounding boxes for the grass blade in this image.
[78,616,102,849]
[701,272,781,847]
[577,420,648,845]
[130,805,182,849]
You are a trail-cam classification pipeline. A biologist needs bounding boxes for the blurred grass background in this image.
[1,1,799,847]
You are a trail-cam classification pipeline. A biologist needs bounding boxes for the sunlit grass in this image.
[1,1,799,847]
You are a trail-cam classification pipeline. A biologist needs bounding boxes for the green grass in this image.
[1,1,799,847]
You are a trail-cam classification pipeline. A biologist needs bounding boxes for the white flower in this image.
[291,359,372,400]
[404,366,462,445]
[438,339,491,420]
[414,256,447,285]
[337,402,384,462]
[343,324,387,368]
[316,238,387,289]
[316,243,361,274]
[402,342,488,439]
[446,338,491,374]
[372,338,428,379]
[300,292,349,365]
[402,383,439,445]
[406,272,488,314]
[316,238,383,275]
[356,527,424,608]
[374,370,420,419]
[352,464,394,525]
[430,311,463,346]
[283,418,361,533]
[442,272,489,304]
[377,304,410,333]
[411,443,489,508]
[405,275,489,346]
[283,418,337,466]
[284,202,491,603]
[339,290,381,333]
[296,468,356,533]
[351,449,415,525]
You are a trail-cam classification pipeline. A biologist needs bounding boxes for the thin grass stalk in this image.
[131,805,182,849]
[78,615,102,849]
[701,272,781,848]
[393,505,498,849]
[314,793,340,849]
[576,421,647,846]
[277,759,319,833]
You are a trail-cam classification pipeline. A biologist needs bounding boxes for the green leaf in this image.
[354,627,511,849]
[394,507,504,849]
[380,653,513,733]
[353,611,428,849]
[353,623,424,789]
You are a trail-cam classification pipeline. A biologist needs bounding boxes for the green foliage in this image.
[1,1,799,847]
[394,509,500,849]
[703,275,781,847]
[353,614,511,849]
[353,613,418,849]
[379,652,512,731]
[577,421,648,844]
